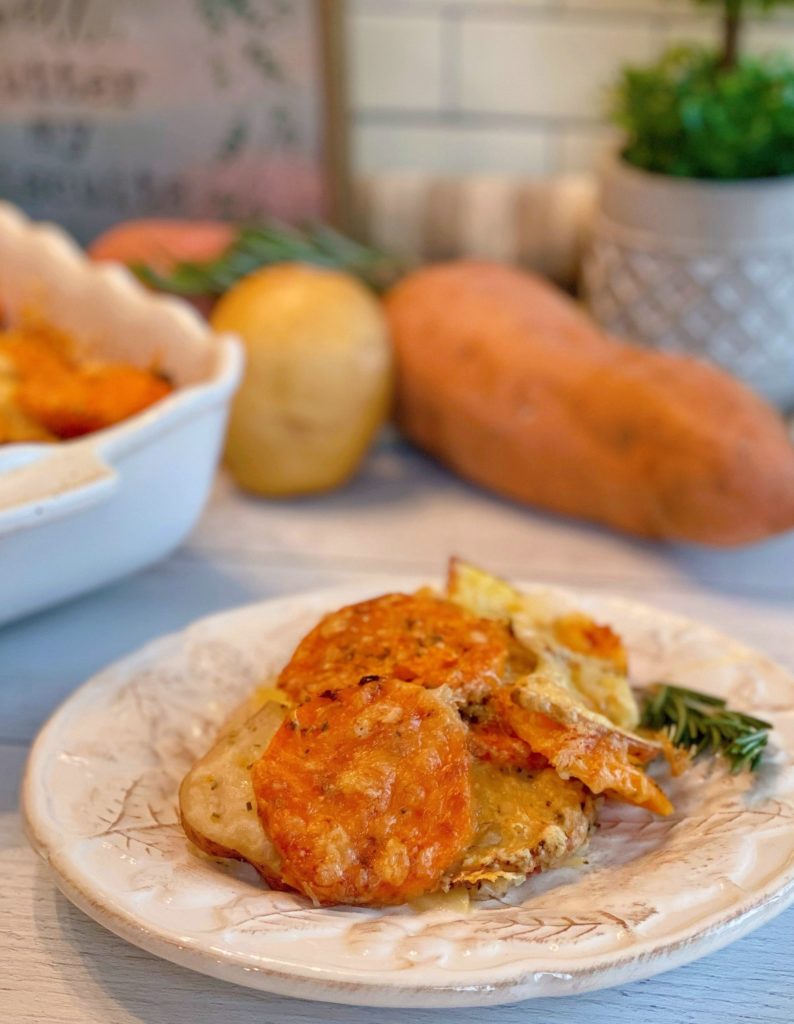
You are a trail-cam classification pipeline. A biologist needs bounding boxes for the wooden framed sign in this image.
[0,0,348,241]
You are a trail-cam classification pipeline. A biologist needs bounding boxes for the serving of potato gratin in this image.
[179,561,679,907]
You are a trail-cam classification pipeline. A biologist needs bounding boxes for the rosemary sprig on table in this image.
[639,683,772,773]
[132,222,403,297]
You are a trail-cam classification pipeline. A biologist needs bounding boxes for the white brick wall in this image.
[346,0,794,177]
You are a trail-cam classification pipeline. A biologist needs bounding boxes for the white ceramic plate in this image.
[22,581,794,1008]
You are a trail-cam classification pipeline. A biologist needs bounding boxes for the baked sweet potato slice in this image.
[278,590,510,705]
[252,679,473,906]
[498,678,672,816]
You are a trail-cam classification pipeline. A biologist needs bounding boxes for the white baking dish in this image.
[0,202,243,626]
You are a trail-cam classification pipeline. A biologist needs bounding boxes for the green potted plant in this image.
[582,0,794,408]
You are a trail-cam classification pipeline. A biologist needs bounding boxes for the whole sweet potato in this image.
[385,260,794,545]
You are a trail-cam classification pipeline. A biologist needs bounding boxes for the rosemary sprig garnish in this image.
[639,683,772,773]
[132,222,403,297]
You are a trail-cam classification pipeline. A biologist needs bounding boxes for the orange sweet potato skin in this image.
[385,261,794,545]
[88,219,234,272]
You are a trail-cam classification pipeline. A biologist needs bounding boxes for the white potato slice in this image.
[179,701,285,884]
[443,761,595,897]
[447,558,640,729]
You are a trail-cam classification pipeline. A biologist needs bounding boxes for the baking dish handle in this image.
[0,443,118,537]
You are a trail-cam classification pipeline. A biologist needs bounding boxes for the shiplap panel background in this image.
[346,0,794,176]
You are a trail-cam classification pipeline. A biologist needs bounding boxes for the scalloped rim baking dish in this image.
[0,202,243,625]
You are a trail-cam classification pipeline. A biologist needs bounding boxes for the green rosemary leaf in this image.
[131,221,404,299]
[671,693,691,745]
[648,684,670,723]
[664,685,726,708]
[734,711,773,731]
[639,682,771,772]
[132,262,213,296]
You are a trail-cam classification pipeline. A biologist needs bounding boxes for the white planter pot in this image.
[582,155,794,409]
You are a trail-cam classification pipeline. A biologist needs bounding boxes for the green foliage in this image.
[612,45,794,179]
[133,223,404,297]
[640,684,771,773]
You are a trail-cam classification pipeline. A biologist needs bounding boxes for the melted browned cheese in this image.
[443,761,595,894]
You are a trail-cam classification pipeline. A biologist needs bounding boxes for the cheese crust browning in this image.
[443,763,596,895]
[278,591,510,704]
[252,679,473,905]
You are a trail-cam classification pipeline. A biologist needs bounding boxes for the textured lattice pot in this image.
[583,156,794,409]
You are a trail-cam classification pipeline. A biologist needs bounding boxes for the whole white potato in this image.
[212,264,393,496]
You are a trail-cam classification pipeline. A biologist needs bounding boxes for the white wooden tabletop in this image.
[3,435,794,1023]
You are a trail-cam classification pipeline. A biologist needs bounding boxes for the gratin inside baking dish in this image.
[0,320,174,444]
